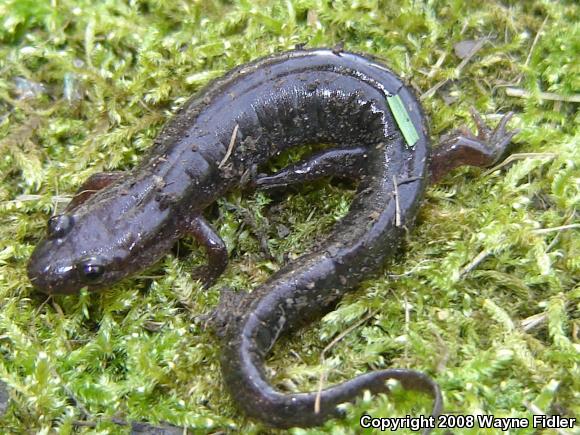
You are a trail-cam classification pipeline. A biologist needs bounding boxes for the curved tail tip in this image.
[377,369,443,435]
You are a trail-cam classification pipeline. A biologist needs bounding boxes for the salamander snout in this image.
[28,248,79,295]
[28,244,108,294]
[28,213,109,294]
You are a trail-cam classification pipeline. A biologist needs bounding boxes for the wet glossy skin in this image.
[28,49,517,432]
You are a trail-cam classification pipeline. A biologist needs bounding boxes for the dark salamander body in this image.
[28,49,517,431]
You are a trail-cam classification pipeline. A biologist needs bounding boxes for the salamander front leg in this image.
[255,147,368,189]
[66,171,125,211]
[180,215,228,288]
[430,110,519,183]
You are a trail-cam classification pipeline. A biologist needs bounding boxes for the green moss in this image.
[0,0,578,433]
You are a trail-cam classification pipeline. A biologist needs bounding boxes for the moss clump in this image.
[0,0,578,433]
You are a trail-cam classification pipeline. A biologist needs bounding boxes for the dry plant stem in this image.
[505,87,580,103]
[421,37,487,100]
[218,124,239,168]
[314,310,379,414]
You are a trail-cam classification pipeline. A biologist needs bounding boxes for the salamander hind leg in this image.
[255,147,368,190]
[180,215,228,288]
[430,109,520,183]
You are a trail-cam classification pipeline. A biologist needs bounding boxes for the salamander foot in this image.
[430,109,520,183]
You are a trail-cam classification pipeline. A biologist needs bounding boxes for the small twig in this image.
[524,16,548,69]
[545,232,561,253]
[428,52,448,78]
[138,99,154,113]
[386,260,430,279]
[532,224,580,235]
[505,87,580,103]
[421,37,487,100]
[72,417,129,428]
[52,178,60,216]
[460,249,491,277]
[34,295,52,317]
[545,212,576,252]
[51,300,65,318]
[1,194,72,205]
[403,296,410,360]
[49,301,72,352]
[483,152,556,176]
[454,38,488,73]
[420,80,448,102]
[51,368,92,420]
[314,309,379,414]
[430,328,449,373]
[72,420,97,427]
[508,16,548,87]
[523,401,571,435]
[225,200,273,260]
[218,124,239,168]
[520,313,546,332]
[265,306,286,354]
[73,189,99,197]
[396,176,423,186]
[393,176,401,227]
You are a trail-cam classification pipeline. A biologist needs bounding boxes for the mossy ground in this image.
[0,0,578,433]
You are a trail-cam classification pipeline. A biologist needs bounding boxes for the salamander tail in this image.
[220,322,442,433]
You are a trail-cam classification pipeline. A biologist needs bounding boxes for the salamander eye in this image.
[47,215,73,239]
[78,260,105,283]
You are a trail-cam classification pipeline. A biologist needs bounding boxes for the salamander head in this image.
[28,214,107,294]
[28,195,178,295]
[28,212,135,295]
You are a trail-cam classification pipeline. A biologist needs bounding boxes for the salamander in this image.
[27,48,518,432]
